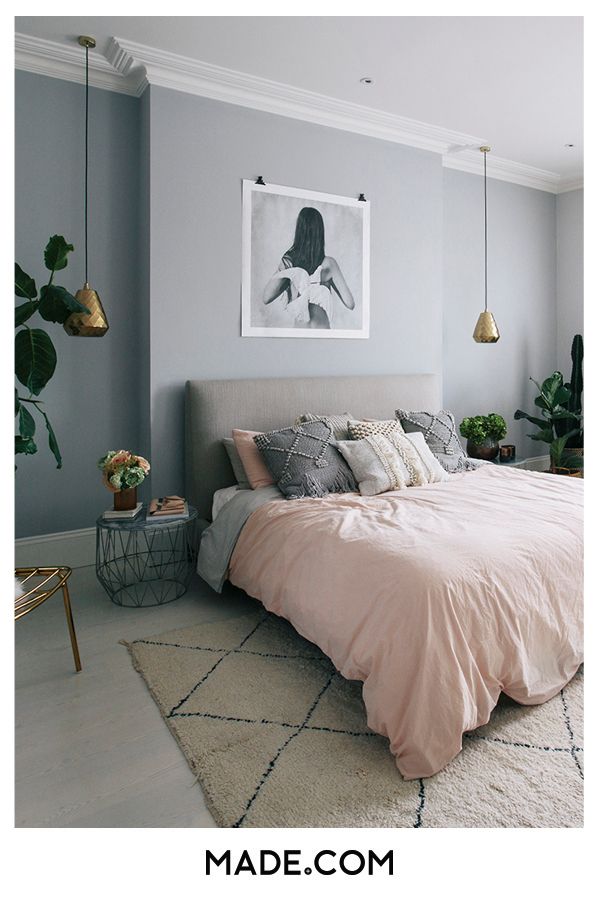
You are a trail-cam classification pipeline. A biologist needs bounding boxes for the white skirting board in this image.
[512,455,551,471]
[15,526,96,570]
[13,455,552,570]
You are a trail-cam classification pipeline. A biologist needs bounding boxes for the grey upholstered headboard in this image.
[185,374,441,521]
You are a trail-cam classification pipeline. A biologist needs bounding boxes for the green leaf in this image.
[557,427,581,444]
[18,405,36,439]
[528,430,554,443]
[550,434,572,466]
[514,410,548,429]
[44,235,74,273]
[541,372,564,398]
[554,386,572,406]
[533,394,550,410]
[552,408,581,421]
[38,408,62,469]
[15,389,20,417]
[15,300,39,327]
[15,435,37,456]
[15,328,57,396]
[15,263,37,299]
[485,413,507,441]
[39,284,89,324]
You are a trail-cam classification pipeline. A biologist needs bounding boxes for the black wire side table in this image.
[96,505,199,607]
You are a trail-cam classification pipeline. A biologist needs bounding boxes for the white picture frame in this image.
[241,180,370,339]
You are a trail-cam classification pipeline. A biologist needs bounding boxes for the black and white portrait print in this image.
[241,180,370,338]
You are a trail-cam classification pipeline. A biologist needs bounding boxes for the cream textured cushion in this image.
[347,419,404,440]
[404,432,449,483]
[337,431,429,496]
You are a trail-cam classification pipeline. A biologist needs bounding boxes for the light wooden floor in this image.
[15,564,262,827]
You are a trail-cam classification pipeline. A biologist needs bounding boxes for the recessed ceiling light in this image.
[564,143,575,148]
[360,77,374,85]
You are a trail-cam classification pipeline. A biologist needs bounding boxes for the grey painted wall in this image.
[146,86,443,496]
[15,72,142,537]
[556,189,583,376]
[15,72,579,536]
[443,168,557,459]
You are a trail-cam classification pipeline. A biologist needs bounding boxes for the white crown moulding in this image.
[555,177,584,194]
[15,32,582,194]
[14,32,143,96]
[442,147,562,193]
[107,36,485,155]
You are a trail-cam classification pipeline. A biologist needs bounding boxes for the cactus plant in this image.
[566,334,583,447]
[554,334,583,448]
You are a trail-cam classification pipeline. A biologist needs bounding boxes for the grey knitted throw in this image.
[254,420,357,499]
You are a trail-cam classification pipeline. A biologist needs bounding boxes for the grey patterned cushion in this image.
[295,412,354,441]
[254,421,357,499]
[395,409,483,473]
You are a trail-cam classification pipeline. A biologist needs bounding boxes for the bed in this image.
[186,374,583,779]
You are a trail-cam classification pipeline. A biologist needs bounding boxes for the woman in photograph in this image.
[262,206,355,328]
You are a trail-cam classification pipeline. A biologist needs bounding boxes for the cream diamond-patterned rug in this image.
[124,609,583,828]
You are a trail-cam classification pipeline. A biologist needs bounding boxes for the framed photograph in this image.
[241,180,370,338]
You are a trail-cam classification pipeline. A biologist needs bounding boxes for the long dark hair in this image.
[283,207,325,275]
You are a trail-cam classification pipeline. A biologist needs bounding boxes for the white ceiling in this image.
[15,15,583,181]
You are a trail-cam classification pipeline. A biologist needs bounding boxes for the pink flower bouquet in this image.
[98,450,150,493]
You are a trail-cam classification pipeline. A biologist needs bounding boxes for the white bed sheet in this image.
[211,485,248,521]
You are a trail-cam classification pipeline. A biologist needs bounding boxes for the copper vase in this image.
[113,487,137,511]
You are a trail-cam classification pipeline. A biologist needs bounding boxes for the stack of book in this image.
[103,503,143,520]
[146,496,189,523]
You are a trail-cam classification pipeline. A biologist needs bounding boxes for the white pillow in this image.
[211,484,245,520]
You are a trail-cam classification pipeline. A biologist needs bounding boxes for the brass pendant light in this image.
[64,36,109,337]
[473,146,499,343]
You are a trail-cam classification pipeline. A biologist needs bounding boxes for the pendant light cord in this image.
[84,44,89,284]
[483,148,488,312]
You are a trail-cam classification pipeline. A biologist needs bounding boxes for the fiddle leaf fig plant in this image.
[514,371,581,470]
[14,236,90,468]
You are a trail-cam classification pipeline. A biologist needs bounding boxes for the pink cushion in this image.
[231,429,275,489]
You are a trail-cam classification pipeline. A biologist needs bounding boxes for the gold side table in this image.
[15,566,82,672]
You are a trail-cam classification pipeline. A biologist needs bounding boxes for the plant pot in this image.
[549,466,583,478]
[466,439,499,461]
[565,447,584,472]
[113,487,137,511]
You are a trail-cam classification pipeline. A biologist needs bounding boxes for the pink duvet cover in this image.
[228,465,583,778]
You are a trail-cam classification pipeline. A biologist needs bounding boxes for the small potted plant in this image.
[459,413,507,461]
[98,450,150,510]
